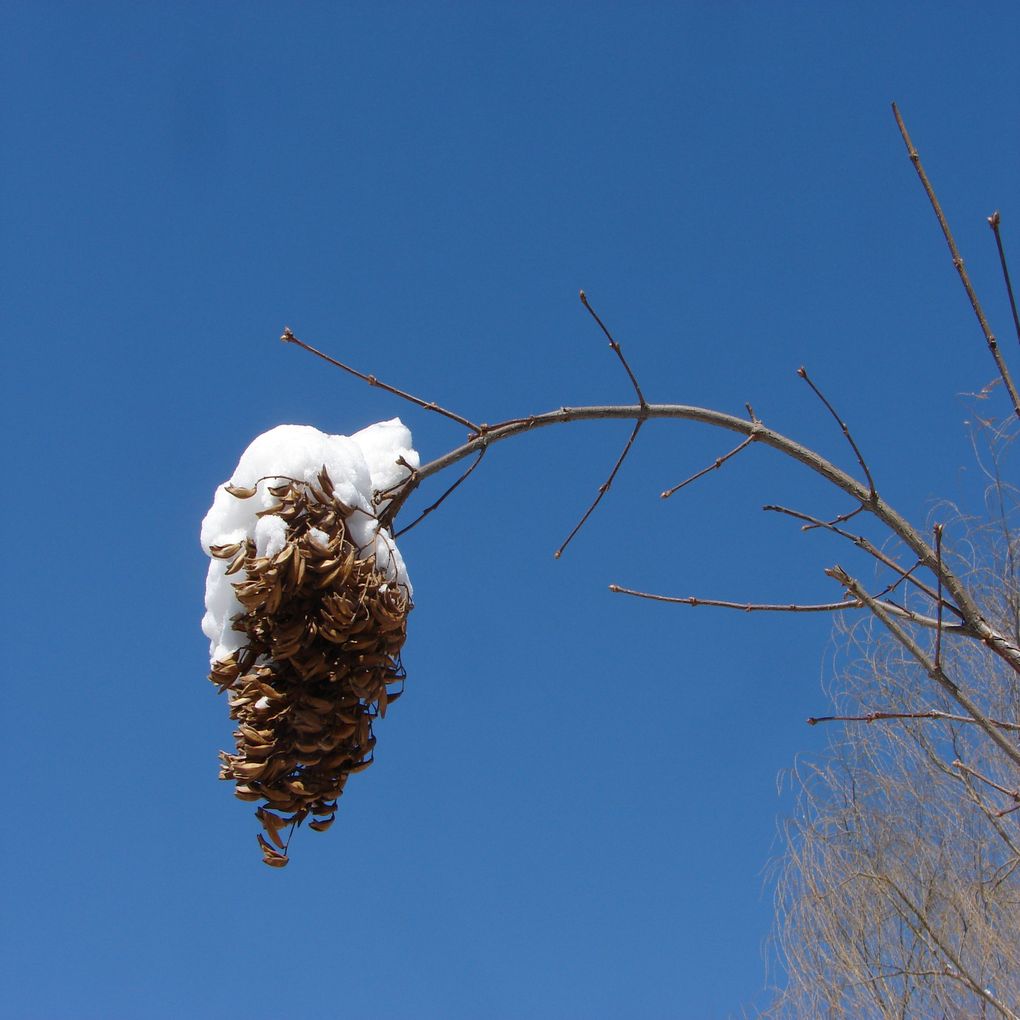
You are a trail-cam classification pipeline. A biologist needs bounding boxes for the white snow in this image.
[200,419,418,664]
[254,514,288,558]
[306,527,330,549]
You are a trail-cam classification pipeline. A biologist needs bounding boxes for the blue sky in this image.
[4,4,1019,1017]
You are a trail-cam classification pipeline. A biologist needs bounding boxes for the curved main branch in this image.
[385,402,1020,675]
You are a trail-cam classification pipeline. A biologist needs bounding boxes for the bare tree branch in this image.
[547,292,654,557]
[579,290,648,408]
[801,503,866,532]
[280,327,482,434]
[892,103,1020,419]
[952,758,1020,805]
[798,366,877,500]
[935,523,945,670]
[988,211,1020,345]
[609,580,966,633]
[391,445,487,539]
[661,434,756,499]
[270,340,1020,672]
[763,503,963,617]
[555,420,644,558]
[806,709,1020,733]
[607,585,858,613]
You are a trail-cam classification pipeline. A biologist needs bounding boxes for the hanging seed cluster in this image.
[207,467,411,867]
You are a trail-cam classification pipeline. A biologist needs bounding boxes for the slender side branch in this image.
[609,580,966,633]
[891,104,1020,419]
[988,211,1020,345]
[953,759,1020,803]
[550,292,653,556]
[579,291,648,408]
[802,504,866,532]
[608,586,858,613]
[391,445,487,539]
[806,710,1020,732]
[934,523,944,670]
[798,366,877,499]
[763,503,963,617]
[828,566,1020,768]
[281,327,482,434]
[661,434,755,499]
[953,768,1020,860]
[555,420,644,558]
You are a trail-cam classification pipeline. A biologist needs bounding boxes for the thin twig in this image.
[802,503,865,532]
[798,366,877,499]
[391,445,487,538]
[988,211,1020,345]
[873,557,923,602]
[555,421,644,558]
[608,585,858,612]
[579,291,648,408]
[280,327,482,433]
[609,573,965,633]
[950,761,1020,861]
[934,523,944,670]
[807,710,1020,732]
[950,762,1015,799]
[549,292,653,557]
[661,434,756,499]
[892,103,1020,419]
[763,503,965,619]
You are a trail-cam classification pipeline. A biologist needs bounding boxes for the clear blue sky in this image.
[4,4,1018,1017]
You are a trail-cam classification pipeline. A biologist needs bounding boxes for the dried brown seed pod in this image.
[207,467,411,867]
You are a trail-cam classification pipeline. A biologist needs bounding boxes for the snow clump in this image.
[200,419,418,663]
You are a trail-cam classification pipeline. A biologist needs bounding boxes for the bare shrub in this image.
[769,426,1020,1018]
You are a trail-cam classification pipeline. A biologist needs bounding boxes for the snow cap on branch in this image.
[200,419,418,663]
